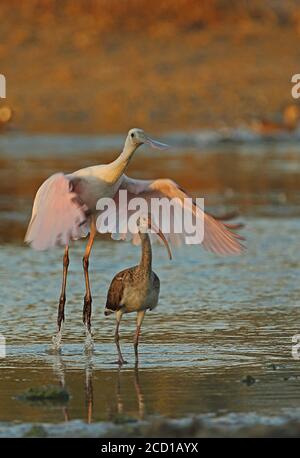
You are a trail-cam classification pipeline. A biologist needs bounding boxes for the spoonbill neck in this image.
[105,140,138,184]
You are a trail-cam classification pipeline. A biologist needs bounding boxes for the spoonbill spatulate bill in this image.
[104,215,172,365]
[25,128,245,348]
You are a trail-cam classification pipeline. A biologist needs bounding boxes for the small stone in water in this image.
[241,375,256,386]
[17,385,70,402]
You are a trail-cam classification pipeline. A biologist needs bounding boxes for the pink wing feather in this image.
[107,175,245,256]
[25,173,89,251]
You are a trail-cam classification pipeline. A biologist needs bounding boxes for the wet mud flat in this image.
[2,418,300,438]
[1,136,300,437]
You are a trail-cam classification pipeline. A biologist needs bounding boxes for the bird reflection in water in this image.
[85,355,93,424]
[115,367,145,421]
[52,354,144,423]
[52,354,70,422]
[52,353,94,424]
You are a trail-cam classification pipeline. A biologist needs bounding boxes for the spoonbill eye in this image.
[131,133,134,138]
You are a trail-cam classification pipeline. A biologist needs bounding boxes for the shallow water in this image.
[0,133,300,436]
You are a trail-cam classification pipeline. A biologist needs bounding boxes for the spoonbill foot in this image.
[52,328,63,351]
[84,329,94,352]
[114,359,128,366]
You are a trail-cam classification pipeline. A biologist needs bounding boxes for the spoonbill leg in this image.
[52,244,69,350]
[82,217,96,338]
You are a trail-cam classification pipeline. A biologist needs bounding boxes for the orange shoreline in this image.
[0,2,300,134]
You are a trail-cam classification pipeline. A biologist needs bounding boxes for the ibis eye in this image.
[131,133,134,138]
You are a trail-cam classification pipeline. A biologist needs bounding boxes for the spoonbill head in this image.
[126,128,169,150]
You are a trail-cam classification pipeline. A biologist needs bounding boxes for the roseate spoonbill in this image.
[25,128,245,347]
[25,129,169,346]
[104,215,172,365]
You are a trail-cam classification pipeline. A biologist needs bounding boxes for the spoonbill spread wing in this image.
[107,175,245,255]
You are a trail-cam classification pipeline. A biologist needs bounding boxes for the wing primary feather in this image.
[111,175,246,256]
[25,173,89,251]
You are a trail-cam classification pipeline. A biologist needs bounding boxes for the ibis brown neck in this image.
[139,231,152,274]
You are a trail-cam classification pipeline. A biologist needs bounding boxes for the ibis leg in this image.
[134,310,146,364]
[115,310,127,365]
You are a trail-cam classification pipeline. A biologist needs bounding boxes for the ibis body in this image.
[104,216,172,364]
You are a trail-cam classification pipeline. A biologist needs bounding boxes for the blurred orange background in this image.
[1,0,300,133]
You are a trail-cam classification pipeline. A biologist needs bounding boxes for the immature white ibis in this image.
[104,215,172,365]
[25,128,245,348]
